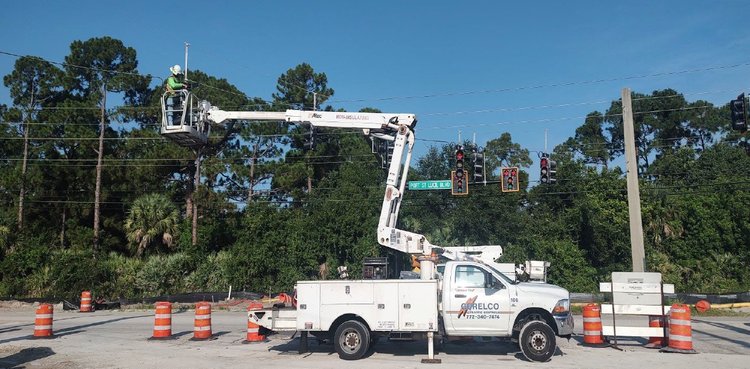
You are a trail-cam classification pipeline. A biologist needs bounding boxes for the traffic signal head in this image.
[473,151,484,182]
[451,170,469,195]
[548,159,557,184]
[501,167,520,192]
[455,146,465,174]
[454,146,466,191]
[731,93,748,132]
[540,157,550,184]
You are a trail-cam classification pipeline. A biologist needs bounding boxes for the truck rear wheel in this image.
[334,320,371,360]
[518,320,556,362]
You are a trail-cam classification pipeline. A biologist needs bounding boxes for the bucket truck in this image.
[160,92,573,362]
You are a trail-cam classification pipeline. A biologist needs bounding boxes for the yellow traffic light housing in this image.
[501,167,520,192]
[451,170,469,196]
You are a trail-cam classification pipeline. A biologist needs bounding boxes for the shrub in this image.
[135,253,194,296]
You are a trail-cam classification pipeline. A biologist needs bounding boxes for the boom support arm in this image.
[184,100,511,280]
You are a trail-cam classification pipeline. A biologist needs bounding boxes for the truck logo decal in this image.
[456,296,505,319]
[457,295,478,318]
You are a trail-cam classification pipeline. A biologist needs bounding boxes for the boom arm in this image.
[202,103,431,255]
[164,97,510,279]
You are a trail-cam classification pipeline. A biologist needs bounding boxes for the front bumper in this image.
[553,312,574,336]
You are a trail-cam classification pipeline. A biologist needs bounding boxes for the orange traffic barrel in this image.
[151,301,173,340]
[582,303,605,346]
[33,303,54,338]
[245,302,266,343]
[644,315,667,348]
[192,302,212,340]
[661,304,697,354]
[80,291,92,312]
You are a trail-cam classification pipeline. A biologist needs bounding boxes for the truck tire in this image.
[518,320,556,362]
[334,320,371,360]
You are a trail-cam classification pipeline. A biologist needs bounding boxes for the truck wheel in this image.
[334,320,371,360]
[518,320,556,362]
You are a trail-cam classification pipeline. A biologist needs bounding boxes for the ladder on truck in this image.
[160,90,211,148]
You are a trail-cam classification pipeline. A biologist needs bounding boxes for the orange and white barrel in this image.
[152,301,172,339]
[246,302,265,343]
[582,303,604,345]
[645,315,666,348]
[193,302,212,340]
[33,303,54,338]
[662,303,697,354]
[80,291,92,312]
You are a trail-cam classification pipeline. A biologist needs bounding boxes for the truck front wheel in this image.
[518,320,556,362]
[334,320,371,360]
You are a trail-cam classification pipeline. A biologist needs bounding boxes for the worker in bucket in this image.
[165,64,190,125]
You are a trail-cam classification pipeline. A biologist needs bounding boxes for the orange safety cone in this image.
[582,303,606,346]
[192,302,212,340]
[80,291,92,313]
[661,304,697,354]
[150,301,173,340]
[645,315,667,348]
[33,303,54,338]
[245,302,266,343]
[695,300,711,313]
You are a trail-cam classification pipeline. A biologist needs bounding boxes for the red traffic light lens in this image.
[541,158,548,167]
[456,151,464,161]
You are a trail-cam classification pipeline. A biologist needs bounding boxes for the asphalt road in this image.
[1,307,748,368]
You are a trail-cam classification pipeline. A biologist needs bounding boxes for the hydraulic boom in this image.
[160,93,522,279]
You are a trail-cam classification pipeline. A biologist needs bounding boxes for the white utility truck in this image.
[160,91,573,362]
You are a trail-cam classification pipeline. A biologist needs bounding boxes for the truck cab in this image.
[439,261,573,361]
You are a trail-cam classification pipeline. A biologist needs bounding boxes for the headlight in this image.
[552,299,569,315]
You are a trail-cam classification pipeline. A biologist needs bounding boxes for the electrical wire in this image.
[4,49,750,111]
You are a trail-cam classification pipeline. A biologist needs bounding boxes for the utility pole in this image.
[622,88,645,272]
[184,42,190,80]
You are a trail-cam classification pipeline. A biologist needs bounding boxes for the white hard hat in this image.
[170,64,182,75]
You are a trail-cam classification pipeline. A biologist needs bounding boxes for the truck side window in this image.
[455,265,486,288]
[490,275,505,290]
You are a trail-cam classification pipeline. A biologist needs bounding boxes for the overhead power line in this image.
[3,49,750,109]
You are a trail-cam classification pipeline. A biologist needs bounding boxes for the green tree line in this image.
[0,36,748,300]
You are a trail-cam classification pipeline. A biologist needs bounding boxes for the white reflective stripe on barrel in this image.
[582,318,601,323]
[669,334,692,342]
[154,314,171,319]
[247,328,259,333]
[583,330,601,336]
[195,314,211,320]
[194,326,211,331]
[34,325,52,330]
[670,319,691,326]
[153,325,171,331]
[35,314,53,319]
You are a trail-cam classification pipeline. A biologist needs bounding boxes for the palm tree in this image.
[125,194,180,257]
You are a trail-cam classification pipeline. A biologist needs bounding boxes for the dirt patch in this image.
[0,300,35,310]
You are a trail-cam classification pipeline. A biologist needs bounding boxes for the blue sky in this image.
[1,1,748,179]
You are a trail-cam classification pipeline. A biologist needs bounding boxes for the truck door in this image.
[445,264,511,335]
